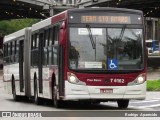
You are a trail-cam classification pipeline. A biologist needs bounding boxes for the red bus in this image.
[3,8,146,109]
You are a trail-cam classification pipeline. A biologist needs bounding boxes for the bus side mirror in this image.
[59,22,66,46]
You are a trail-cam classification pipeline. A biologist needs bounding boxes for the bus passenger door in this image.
[19,40,24,92]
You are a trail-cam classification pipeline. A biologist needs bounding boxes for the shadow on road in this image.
[5,97,135,110]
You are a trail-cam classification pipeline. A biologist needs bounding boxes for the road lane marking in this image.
[137,104,160,109]
[130,99,160,103]
[102,99,160,109]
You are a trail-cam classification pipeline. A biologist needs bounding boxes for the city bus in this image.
[3,8,146,109]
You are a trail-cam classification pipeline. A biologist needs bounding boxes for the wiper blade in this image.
[119,25,126,40]
[86,24,96,49]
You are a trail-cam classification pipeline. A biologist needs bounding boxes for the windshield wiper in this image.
[119,25,126,41]
[86,24,96,49]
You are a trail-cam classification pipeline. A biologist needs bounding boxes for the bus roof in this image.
[32,7,143,32]
[68,7,143,14]
[3,27,31,43]
[32,10,67,32]
[32,17,51,32]
[4,7,143,43]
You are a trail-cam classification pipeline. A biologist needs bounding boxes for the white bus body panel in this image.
[32,11,66,32]
[65,81,146,100]
[30,67,52,99]
[32,17,51,32]
[3,28,26,43]
[3,63,21,95]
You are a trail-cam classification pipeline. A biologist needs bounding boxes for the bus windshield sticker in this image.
[78,28,102,36]
[78,62,102,68]
[78,62,85,68]
[108,59,119,70]
[84,62,102,68]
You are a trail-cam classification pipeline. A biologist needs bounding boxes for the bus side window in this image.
[10,42,14,63]
[5,44,9,64]
[31,34,38,67]
[15,41,19,63]
[36,34,39,48]
[53,25,59,43]
[53,25,60,65]
[48,28,53,65]
[46,24,60,66]
[43,29,49,66]
[49,28,53,46]
[3,44,7,64]
[8,43,11,64]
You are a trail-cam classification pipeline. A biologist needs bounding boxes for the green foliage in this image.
[0,19,39,36]
[147,80,160,91]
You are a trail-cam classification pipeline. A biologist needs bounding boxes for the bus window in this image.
[15,41,19,62]
[49,28,53,46]
[36,34,39,48]
[48,26,59,65]
[43,30,49,66]
[3,44,7,64]
[31,34,39,67]
[11,41,15,63]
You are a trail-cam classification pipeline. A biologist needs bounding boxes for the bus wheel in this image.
[12,84,18,101]
[117,100,129,109]
[12,78,20,101]
[53,85,62,108]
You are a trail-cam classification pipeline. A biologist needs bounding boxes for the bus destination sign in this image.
[81,16,131,24]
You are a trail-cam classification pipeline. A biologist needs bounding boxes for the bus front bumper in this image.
[64,81,146,100]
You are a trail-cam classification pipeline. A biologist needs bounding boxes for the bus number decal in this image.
[110,78,125,84]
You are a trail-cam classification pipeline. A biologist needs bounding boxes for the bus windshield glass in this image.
[69,27,144,71]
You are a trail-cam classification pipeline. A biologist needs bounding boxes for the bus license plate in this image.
[100,89,113,93]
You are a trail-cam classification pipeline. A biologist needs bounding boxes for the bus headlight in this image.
[137,76,144,84]
[128,73,146,86]
[68,73,79,84]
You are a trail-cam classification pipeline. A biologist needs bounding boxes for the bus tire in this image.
[53,84,62,108]
[117,100,129,109]
[34,77,43,105]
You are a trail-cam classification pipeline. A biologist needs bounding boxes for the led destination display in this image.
[69,12,142,24]
[81,16,130,24]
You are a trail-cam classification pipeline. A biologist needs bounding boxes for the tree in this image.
[0,19,39,37]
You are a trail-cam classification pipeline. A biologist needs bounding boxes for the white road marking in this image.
[153,98,160,100]
[102,99,160,109]
[137,104,160,109]
[130,99,160,103]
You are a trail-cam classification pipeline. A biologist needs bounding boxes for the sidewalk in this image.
[146,91,160,100]
[147,69,160,80]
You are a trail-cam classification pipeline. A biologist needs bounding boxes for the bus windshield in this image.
[69,27,144,71]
